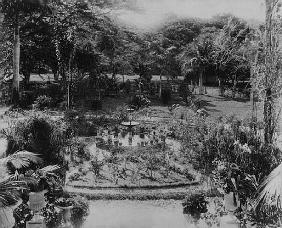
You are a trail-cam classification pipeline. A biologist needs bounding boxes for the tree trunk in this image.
[12,12,20,105]
[199,69,204,95]
[159,75,162,98]
[264,0,276,144]
[23,72,30,89]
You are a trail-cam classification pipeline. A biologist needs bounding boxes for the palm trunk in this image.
[12,11,20,105]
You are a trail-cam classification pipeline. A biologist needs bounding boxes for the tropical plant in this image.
[1,150,42,173]
[182,193,208,215]
[13,192,34,228]
[3,114,69,165]
[0,150,42,208]
[254,163,282,212]
[33,95,53,110]
[23,165,61,192]
[0,178,27,208]
[130,94,151,110]
[69,196,89,224]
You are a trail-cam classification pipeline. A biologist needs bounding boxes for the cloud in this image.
[114,0,265,31]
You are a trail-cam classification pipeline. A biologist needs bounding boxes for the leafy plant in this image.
[33,95,53,110]
[69,196,89,224]
[41,203,60,228]
[55,197,73,207]
[3,114,69,166]
[13,193,34,228]
[161,88,172,105]
[182,193,208,215]
[0,178,27,208]
[130,94,151,110]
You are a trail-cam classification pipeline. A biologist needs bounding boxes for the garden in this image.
[1,0,282,227]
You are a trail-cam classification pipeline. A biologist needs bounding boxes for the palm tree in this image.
[254,163,282,209]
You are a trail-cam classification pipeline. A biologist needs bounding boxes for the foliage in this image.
[213,162,258,206]
[41,203,60,228]
[130,94,151,110]
[55,197,73,207]
[33,95,52,110]
[69,196,89,224]
[91,157,104,177]
[254,162,282,217]
[23,165,61,192]
[161,88,171,105]
[2,150,42,172]
[183,116,281,181]
[0,177,27,208]
[3,114,69,166]
[13,193,34,228]
[182,193,208,215]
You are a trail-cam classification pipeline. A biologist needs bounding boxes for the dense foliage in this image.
[3,114,69,166]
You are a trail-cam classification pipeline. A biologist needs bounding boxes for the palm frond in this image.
[4,151,42,169]
[0,178,27,208]
[39,165,60,174]
[254,163,282,209]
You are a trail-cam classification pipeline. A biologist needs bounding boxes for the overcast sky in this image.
[115,0,265,31]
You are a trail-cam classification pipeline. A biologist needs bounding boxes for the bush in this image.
[33,95,53,110]
[70,196,90,224]
[3,114,69,166]
[182,193,208,215]
[161,88,171,105]
[130,94,151,109]
[182,116,282,180]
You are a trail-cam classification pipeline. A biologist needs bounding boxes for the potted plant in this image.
[182,193,208,218]
[55,197,73,227]
[26,165,60,213]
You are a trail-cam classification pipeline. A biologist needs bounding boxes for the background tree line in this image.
[0,0,259,105]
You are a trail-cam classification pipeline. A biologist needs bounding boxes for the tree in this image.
[263,0,281,144]
[178,29,215,94]
[0,0,49,105]
[213,18,251,96]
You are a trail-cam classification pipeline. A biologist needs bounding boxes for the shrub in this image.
[33,95,53,110]
[161,88,172,105]
[41,203,60,228]
[182,193,208,215]
[182,116,282,180]
[69,196,90,224]
[124,80,131,94]
[130,94,150,110]
[3,114,69,166]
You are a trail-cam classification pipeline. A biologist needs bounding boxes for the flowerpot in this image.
[224,192,239,212]
[0,208,13,228]
[26,215,46,228]
[29,190,47,212]
[56,205,73,228]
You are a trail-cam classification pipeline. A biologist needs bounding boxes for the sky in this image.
[114,0,265,31]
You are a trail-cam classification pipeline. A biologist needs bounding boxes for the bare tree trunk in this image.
[159,75,162,98]
[264,0,276,144]
[12,11,20,105]
[199,69,204,95]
